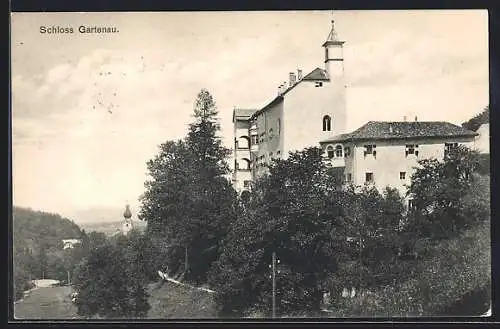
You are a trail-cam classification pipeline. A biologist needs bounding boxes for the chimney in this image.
[414,115,418,122]
[297,69,303,80]
[403,116,407,122]
[277,84,283,95]
[289,72,297,87]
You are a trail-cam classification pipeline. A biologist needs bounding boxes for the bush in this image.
[73,235,150,319]
[331,222,490,317]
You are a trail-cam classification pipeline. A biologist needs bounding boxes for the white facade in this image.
[321,133,476,199]
[232,20,347,192]
[474,123,490,154]
[62,239,81,250]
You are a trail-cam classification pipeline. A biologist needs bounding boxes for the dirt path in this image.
[14,286,80,320]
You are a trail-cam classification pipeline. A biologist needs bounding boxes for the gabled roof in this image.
[233,108,257,122]
[320,121,478,144]
[248,67,329,120]
[302,67,330,81]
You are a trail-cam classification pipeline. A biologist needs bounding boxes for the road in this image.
[14,285,80,320]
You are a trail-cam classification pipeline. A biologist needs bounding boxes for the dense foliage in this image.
[461,106,489,132]
[330,145,491,317]
[73,231,150,319]
[139,89,238,284]
[333,220,490,317]
[12,207,86,301]
[406,145,484,238]
[209,148,408,317]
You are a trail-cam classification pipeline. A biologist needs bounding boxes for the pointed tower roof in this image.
[322,19,345,47]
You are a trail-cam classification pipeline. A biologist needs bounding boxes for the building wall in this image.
[322,136,475,197]
[283,79,346,155]
[233,118,251,190]
[252,102,284,177]
[474,123,490,154]
[346,137,474,196]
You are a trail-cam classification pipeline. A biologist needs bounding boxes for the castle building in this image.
[319,120,478,202]
[231,18,480,200]
[232,20,347,192]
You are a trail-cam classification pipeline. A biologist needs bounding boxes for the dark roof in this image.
[233,108,257,122]
[320,121,478,144]
[302,67,330,81]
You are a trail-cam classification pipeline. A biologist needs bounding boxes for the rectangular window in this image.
[365,172,374,182]
[315,81,323,87]
[364,144,376,156]
[346,173,352,182]
[444,142,458,155]
[344,146,351,157]
[405,144,419,156]
[400,172,406,180]
[243,180,251,188]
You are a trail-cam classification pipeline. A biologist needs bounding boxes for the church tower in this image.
[122,204,133,236]
[322,19,345,79]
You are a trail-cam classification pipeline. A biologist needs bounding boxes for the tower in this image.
[122,204,133,236]
[320,16,347,137]
[322,19,345,78]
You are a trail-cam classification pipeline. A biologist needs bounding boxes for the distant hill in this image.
[66,206,127,224]
[13,206,83,253]
[12,207,85,301]
[79,219,147,236]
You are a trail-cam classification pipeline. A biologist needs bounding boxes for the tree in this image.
[461,106,489,132]
[210,147,343,317]
[73,236,150,319]
[139,89,237,284]
[407,145,481,238]
[87,231,108,250]
[333,185,406,293]
[38,243,48,279]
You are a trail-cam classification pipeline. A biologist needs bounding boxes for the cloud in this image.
[345,29,487,88]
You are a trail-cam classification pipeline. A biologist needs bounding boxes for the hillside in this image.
[13,206,82,253]
[331,221,490,317]
[147,281,217,319]
[12,207,84,301]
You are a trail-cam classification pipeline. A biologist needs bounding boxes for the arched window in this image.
[326,145,334,159]
[241,158,251,170]
[238,136,250,149]
[323,115,332,131]
[335,145,343,157]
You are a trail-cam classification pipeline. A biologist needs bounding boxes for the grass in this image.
[146,280,217,319]
[14,286,79,320]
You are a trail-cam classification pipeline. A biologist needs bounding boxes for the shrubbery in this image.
[72,231,150,319]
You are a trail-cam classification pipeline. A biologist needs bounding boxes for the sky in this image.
[11,10,489,222]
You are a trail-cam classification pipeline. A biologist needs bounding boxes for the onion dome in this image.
[123,204,132,219]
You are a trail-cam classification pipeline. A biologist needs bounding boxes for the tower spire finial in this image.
[323,10,344,46]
